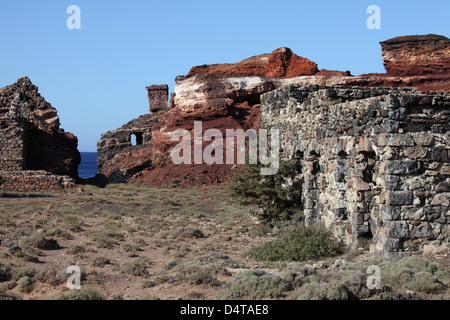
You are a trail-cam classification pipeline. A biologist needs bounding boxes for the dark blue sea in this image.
[78,152,98,179]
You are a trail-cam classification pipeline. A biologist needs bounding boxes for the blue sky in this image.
[1,0,449,151]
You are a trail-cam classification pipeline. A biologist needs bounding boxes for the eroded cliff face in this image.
[188,47,321,78]
[381,34,450,76]
[97,34,449,186]
[0,77,80,178]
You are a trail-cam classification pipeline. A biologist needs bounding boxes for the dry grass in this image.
[0,184,448,300]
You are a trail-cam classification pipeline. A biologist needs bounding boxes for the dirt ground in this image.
[0,184,448,300]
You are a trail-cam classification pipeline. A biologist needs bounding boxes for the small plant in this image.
[289,280,350,300]
[12,266,37,282]
[45,228,71,239]
[246,225,344,262]
[58,288,104,300]
[22,235,60,250]
[173,227,204,239]
[142,280,156,289]
[91,257,111,267]
[189,268,221,286]
[123,244,141,253]
[62,214,83,232]
[67,245,86,255]
[382,257,449,293]
[220,270,291,299]
[17,276,31,293]
[120,259,151,277]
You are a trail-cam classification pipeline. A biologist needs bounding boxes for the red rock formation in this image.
[189,47,319,78]
[315,69,352,76]
[381,34,450,76]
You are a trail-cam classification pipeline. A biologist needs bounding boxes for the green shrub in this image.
[119,260,151,277]
[189,268,221,286]
[175,252,243,287]
[22,235,60,250]
[62,215,83,232]
[220,270,291,299]
[91,257,111,267]
[226,160,303,225]
[246,225,344,262]
[142,280,156,289]
[382,257,449,293]
[12,266,37,282]
[58,288,104,300]
[290,281,350,300]
[17,276,31,293]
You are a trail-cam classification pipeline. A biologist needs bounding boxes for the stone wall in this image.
[0,101,25,171]
[146,85,169,113]
[0,78,78,191]
[0,77,80,178]
[97,113,161,176]
[261,85,450,259]
[0,170,75,191]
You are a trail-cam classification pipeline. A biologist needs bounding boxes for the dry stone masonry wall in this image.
[0,78,78,191]
[0,95,25,171]
[0,170,75,191]
[261,85,450,259]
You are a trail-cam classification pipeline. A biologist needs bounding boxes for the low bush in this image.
[220,270,291,299]
[382,257,449,293]
[119,259,151,277]
[246,225,344,262]
[58,288,104,300]
[17,276,31,293]
[289,280,350,300]
[91,257,111,267]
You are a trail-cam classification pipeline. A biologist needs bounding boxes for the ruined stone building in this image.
[96,85,169,182]
[0,77,80,191]
[261,85,449,259]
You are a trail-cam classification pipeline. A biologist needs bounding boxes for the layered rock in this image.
[381,34,450,76]
[261,85,449,259]
[0,77,80,179]
[189,47,319,78]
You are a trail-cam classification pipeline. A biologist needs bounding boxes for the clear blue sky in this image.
[1,0,449,151]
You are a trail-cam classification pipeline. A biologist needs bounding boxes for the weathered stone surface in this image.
[384,160,417,175]
[0,77,80,187]
[188,47,319,78]
[97,113,161,180]
[381,34,450,76]
[261,84,449,258]
[146,84,168,113]
[386,191,414,206]
[0,170,75,191]
[441,164,450,175]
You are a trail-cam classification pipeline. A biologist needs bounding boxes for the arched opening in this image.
[131,132,143,146]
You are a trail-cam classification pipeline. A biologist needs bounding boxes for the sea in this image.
[78,152,98,179]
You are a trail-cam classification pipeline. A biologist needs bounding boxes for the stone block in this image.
[384,160,417,175]
[386,191,414,206]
